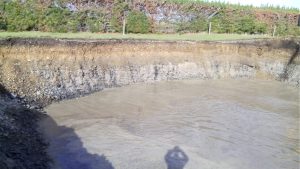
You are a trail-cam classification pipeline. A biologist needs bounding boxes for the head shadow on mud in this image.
[165,146,189,169]
[41,113,191,169]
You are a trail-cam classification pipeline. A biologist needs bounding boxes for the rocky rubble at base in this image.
[0,92,50,169]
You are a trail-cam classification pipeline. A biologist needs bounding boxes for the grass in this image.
[0,31,270,41]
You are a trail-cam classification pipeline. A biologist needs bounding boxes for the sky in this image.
[208,0,300,9]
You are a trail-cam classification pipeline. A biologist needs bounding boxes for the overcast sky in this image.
[208,0,300,9]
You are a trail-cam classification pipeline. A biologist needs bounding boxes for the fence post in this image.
[272,25,276,37]
[208,22,212,35]
[122,18,126,35]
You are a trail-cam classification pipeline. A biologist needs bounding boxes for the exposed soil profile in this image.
[0,38,299,169]
[0,38,299,107]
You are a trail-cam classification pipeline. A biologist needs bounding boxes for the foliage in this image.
[210,11,268,34]
[253,22,268,34]
[236,16,257,34]
[165,0,299,13]
[0,0,297,36]
[275,19,300,36]
[0,1,106,33]
[211,13,237,33]
[40,7,71,32]
[83,10,105,33]
[177,16,208,33]
[0,2,6,30]
[126,11,151,33]
[0,14,6,30]
[3,1,38,31]
[111,0,128,32]
[85,18,103,33]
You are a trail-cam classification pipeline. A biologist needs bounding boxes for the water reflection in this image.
[165,146,189,169]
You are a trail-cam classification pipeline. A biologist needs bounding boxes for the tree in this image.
[4,1,38,31]
[0,2,6,30]
[126,11,150,33]
[237,16,256,34]
[111,0,128,32]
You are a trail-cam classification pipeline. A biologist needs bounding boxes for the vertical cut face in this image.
[0,39,298,106]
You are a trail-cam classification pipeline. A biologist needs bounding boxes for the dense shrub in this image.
[83,10,105,33]
[210,11,243,34]
[126,11,150,33]
[0,2,6,30]
[253,22,268,34]
[41,7,71,32]
[0,15,6,30]
[0,1,105,33]
[275,19,300,36]
[177,17,208,33]
[210,12,268,34]
[4,2,38,31]
[236,16,257,34]
[66,18,80,33]
[86,18,103,33]
[0,0,297,35]
[111,0,128,32]
[211,16,237,33]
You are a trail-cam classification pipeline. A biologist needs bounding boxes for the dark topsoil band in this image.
[0,37,298,49]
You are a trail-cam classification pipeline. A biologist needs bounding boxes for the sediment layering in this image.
[0,38,299,107]
[0,38,299,169]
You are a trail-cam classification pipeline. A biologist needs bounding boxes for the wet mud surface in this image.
[39,80,299,169]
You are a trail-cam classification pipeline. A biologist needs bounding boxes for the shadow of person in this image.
[165,146,189,169]
[0,82,114,169]
[39,114,114,169]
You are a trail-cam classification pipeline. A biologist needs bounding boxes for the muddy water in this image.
[39,80,299,169]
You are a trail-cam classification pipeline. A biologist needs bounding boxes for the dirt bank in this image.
[0,38,299,169]
[0,38,299,107]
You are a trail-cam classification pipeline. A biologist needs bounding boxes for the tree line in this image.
[0,0,299,36]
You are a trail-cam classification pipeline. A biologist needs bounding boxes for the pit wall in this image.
[0,38,299,107]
